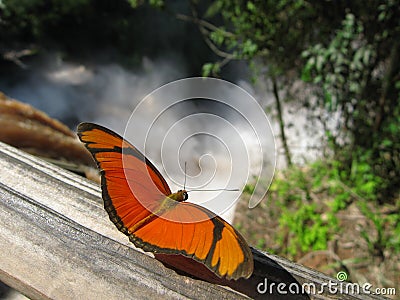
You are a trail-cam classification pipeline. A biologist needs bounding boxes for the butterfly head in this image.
[173,189,188,202]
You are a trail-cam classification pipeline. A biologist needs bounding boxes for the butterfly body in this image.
[77,122,253,280]
[129,193,184,233]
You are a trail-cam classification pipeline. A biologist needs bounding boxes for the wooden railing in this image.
[0,142,386,299]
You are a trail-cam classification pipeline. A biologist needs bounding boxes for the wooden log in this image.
[0,142,386,299]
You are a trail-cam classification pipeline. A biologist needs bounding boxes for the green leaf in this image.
[301,64,312,82]
[210,30,225,46]
[202,63,214,77]
[205,0,223,18]
[247,1,256,11]
[202,62,220,77]
[149,0,164,8]
[127,0,141,8]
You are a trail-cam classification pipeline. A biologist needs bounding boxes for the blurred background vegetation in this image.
[1,0,399,294]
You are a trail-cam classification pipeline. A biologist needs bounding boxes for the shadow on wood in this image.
[156,249,309,299]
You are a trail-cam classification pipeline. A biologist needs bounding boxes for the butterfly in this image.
[77,122,253,280]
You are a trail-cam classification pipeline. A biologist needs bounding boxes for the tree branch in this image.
[272,76,292,166]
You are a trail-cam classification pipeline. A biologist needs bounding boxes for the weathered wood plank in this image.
[0,142,387,299]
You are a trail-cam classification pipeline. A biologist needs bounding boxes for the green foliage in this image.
[348,151,383,201]
[200,2,399,204]
[268,159,400,259]
[202,0,315,74]
[269,162,342,258]
[126,0,164,9]
[301,9,400,202]
[202,62,220,77]
[243,183,255,195]
[0,0,92,40]
[199,2,399,204]
[302,13,374,111]
[277,202,331,257]
[127,0,140,8]
[358,201,400,255]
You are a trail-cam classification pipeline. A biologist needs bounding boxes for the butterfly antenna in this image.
[187,188,240,192]
[183,161,187,190]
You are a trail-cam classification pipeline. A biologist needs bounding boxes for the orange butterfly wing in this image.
[78,123,170,233]
[133,202,253,279]
[77,122,253,280]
